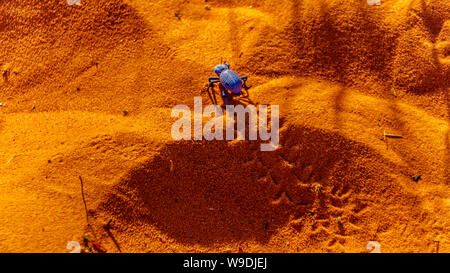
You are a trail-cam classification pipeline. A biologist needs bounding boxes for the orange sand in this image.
[0,0,448,253]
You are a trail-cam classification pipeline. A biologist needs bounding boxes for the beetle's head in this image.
[214,63,230,76]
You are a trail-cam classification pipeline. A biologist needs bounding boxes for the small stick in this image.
[104,218,112,230]
[433,240,440,253]
[90,241,107,253]
[2,70,8,82]
[6,155,16,164]
[384,130,403,139]
[78,174,90,226]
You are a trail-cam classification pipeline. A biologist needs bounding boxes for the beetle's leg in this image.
[221,86,230,105]
[241,76,249,90]
[240,76,250,97]
[202,80,220,104]
[241,76,250,97]
[211,84,218,105]
[209,77,220,82]
[205,88,215,105]
[204,80,220,93]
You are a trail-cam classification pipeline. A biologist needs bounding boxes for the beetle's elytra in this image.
[202,63,249,105]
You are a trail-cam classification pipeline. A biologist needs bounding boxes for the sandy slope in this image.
[0,0,448,252]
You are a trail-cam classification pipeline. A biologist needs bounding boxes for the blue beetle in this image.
[202,63,249,105]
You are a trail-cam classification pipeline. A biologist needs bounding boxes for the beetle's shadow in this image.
[207,84,256,107]
[101,139,289,245]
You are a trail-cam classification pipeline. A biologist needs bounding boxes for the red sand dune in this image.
[0,0,448,252]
